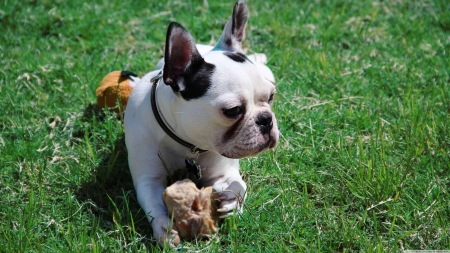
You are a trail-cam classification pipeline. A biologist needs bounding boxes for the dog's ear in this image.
[163,22,205,92]
[214,0,248,52]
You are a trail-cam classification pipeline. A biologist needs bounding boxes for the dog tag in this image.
[185,158,202,180]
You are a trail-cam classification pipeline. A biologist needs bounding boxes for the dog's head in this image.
[162,0,279,159]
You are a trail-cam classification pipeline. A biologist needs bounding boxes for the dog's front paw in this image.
[217,195,242,218]
[216,181,246,218]
[152,215,180,247]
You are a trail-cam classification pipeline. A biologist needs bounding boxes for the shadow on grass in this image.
[74,104,156,249]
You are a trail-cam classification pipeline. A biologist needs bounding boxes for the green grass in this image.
[1,0,449,252]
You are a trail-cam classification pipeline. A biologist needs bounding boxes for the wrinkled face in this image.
[196,51,279,158]
[162,1,278,158]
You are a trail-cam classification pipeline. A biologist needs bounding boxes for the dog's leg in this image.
[125,129,180,246]
[203,171,247,218]
[216,179,247,218]
[133,175,180,246]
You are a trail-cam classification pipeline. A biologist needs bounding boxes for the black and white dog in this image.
[124,0,279,245]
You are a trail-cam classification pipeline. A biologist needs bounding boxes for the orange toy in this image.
[95,71,138,112]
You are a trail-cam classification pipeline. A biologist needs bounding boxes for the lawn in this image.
[1,0,449,252]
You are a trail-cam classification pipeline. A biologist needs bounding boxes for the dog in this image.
[124,0,279,246]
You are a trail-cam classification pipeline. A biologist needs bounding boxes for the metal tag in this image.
[185,158,202,180]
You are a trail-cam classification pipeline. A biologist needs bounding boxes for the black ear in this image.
[163,22,205,92]
[214,0,249,52]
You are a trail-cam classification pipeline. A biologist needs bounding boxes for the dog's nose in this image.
[256,112,273,134]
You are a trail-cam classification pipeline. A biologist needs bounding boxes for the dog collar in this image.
[150,71,209,155]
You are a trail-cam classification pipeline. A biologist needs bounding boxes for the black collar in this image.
[150,71,208,154]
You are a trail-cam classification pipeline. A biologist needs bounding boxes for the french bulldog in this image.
[124,0,279,246]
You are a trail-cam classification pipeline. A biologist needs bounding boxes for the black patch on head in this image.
[179,62,216,100]
[223,52,253,64]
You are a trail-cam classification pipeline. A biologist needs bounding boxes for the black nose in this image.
[256,112,273,134]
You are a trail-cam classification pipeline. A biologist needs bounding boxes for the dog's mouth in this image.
[261,137,277,151]
[219,134,278,159]
[262,135,279,151]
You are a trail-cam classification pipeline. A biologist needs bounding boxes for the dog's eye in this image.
[223,106,243,118]
[268,93,274,104]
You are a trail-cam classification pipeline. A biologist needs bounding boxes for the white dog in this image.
[124,0,279,246]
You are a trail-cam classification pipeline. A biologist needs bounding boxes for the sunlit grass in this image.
[1,0,449,252]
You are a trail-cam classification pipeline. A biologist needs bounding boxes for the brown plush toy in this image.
[95,71,138,112]
[162,179,221,242]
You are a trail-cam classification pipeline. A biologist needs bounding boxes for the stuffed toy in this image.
[95,71,139,112]
[162,179,222,242]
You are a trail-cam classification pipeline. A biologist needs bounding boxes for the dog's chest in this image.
[158,148,229,181]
